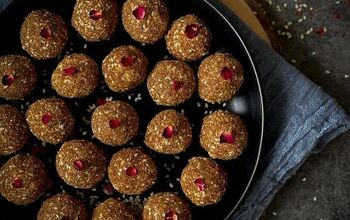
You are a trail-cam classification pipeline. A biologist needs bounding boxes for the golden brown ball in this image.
[166,14,211,61]
[91,100,139,146]
[0,105,30,155]
[143,192,191,220]
[144,109,192,154]
[200,110,248,160]
[25,97,75,144]
[198,53,244,103]
[20,9,68,59]
[92,198,136,220]
[72,0,118,42]
[180,157,227,206]
[102,45,148,92]
[37,193,88,220]
[0,55,37,100]
[51,53,100,98]
[147,60,196,106]
[122,0,169,44]
[56,140,107,189]
[0,154,49,205]
[108,147,157,195]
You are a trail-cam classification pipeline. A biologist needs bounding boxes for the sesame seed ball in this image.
[37,193,88,220]
[0,154,49,205]
[166,14,211,62]
[0,105,30,155]
[102,45,148,92]
[0,55,37,100]
[108,147,157,195]
[92,198,136,220]
[56,140,107,189]
[198,53,244,103]
[91,100,139,146]
[143,192,191,220]
[200,110,248,160]
[25,97,75,144]
[20,9,68,60]
[72,0,118,42]
[51,53,100,98]
[180,157,227,206]
[144,109,192,154]
[147,60,196,106]
[122,0,169,44]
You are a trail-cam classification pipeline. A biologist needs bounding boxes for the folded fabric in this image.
[206,1,350,219]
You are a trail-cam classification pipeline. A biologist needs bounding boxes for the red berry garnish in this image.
[73,159,85,171]
[89,9,103,20]
[103,183,114,195]
[220,132,234,144]
[162,126,174,139]
[194,178,205,191]
[12,178,22,188]
[172,80,183,92]
[2,74,15,86]
[41,114,52,125]
[121,55,133,67]
[185,24,199,39]
[126,166,138,177]
[165,211,178,220]
[96,98,107,106]
[221,67,235,80]
[109,119,121,129]
[133,5,146,20]
[64,66,77,76]
[40,27,52,39]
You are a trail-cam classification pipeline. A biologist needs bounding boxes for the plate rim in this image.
[201,0,264,219]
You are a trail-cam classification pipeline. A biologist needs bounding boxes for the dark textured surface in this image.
[255,0,350,219]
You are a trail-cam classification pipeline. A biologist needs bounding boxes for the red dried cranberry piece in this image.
[2,74,15,86]
[63,66,77,76]
[173,80,183,92]
[220,132,234,144]
[121,55,134,67]
[89,9,103,21]
[194,178,205,191]
[12,178,22,188]
[185,24,199,39]
[125,166,138,177]
[221,67,235,80]
[133,5,146,20]
[73,159,85,171]
[42,114,52,125]
[103,183,114,195]
[165,211,178,220]
[162,126,174,139]
[96,98,107,106]
[109,119,121,129]
[40,27,52,39]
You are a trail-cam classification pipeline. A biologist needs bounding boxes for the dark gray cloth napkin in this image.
[1,0,349,219]
[206,1,350,219]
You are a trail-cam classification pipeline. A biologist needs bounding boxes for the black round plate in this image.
[0,0,264,219]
